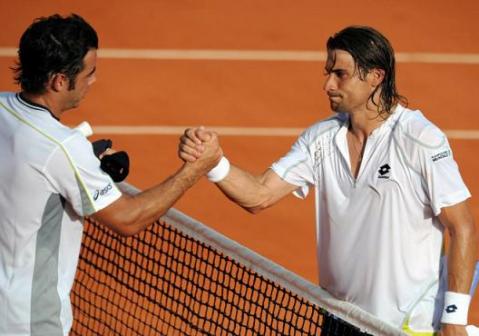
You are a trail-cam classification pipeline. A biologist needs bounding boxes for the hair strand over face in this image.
[326,26,407,117]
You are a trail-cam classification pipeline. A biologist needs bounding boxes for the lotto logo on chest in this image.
[377,163,391,179]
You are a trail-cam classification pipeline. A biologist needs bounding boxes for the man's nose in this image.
[323,74,337,92]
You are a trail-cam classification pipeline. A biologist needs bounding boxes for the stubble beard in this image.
[329,100,344,113]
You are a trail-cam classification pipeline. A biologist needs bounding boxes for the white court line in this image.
[89,126,303,136]
[1,47,479,64]
[445,130,479,140]
[86,125,479,139]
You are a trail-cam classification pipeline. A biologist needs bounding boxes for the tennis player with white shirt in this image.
[0,14,221,335]
[179,26,478,335]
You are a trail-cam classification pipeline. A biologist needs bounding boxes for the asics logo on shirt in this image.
[93,183,113,200]
[378,164,391,179]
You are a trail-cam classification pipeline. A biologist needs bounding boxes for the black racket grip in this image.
[100,151,130,182]
[92,139,113,158]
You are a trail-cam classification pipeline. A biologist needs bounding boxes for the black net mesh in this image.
[70,217,373,335]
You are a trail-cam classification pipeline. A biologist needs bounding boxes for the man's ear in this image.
[48,73,68,92]
[370,68,385,88]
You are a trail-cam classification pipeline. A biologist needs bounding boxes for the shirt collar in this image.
[17,92,59,121]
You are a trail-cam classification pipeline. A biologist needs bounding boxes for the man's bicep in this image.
[259,168,303,204]
[438,201,475,234]
[91,194,137,235]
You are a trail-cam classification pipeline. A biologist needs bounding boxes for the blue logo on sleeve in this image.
[93,183,113,201]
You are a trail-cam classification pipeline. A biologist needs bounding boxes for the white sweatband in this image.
[207,156,230,182]
[466,325,479,336]
[441,291,471,325]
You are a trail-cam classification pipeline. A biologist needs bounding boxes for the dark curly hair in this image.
[13,14,98,94]
[326,26,407,116]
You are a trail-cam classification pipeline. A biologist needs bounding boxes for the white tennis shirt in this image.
[0,92,122,335]
[271,104,470,332]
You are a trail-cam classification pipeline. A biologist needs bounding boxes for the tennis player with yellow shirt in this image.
[0,14,221,335]
[179,26,478,336]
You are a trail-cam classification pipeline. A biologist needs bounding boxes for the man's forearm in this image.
[214,165,268,212]
[215,165,297,214]
[447,224,477,293]
[94,163,206,236]
[439,202,478,332]
[131,164,203,225]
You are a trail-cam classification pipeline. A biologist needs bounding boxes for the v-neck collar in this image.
[334,105,404,183]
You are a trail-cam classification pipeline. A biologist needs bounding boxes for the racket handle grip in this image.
[75,121,93,137]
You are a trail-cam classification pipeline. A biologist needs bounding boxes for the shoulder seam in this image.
[394,114,446,150]
[302,116,343,146]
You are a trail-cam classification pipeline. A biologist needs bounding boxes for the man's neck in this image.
[20,92,62,120]
[347,103,395,141]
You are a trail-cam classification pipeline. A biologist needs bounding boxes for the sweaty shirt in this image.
[271,104,470,332]
[0,92,122,335]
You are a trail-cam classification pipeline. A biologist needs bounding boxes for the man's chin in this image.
[330,104,348,114]
[330,102,340,112]
[65,101,81,112]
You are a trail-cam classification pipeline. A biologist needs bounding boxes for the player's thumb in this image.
[196,127,213,142]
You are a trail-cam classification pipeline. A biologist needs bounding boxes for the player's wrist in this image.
[207,156,230,182]
[441,291,471,325]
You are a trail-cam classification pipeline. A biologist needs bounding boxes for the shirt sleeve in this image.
[271,135,315,199]
[418,126,471,216]
[44,133,122,216]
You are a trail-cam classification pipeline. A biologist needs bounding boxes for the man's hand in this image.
[178,127,213,162]
[180,127,223,175]
[93,127,222,236]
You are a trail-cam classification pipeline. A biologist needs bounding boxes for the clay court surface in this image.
[1,0,479,327]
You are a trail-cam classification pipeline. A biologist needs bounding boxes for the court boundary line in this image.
[1,47,479,64]
[83,125,479,139]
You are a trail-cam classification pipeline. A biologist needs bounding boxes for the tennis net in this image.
[70,183,405,335]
